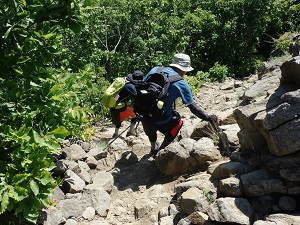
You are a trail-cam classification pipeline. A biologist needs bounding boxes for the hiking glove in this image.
[188,102,217,122]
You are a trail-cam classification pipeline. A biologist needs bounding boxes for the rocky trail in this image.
[41,55,300,225]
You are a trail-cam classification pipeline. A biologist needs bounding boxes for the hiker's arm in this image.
[187,102,219,122]
[118,83,137,102]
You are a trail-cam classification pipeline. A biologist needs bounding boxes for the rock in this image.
[179,187,210,215]
[251,195,275,215]
[51,186,65,202]
[87,147,108,160]
[175,173,217,195]
[208,160,254,180]
[188,211,209,225]
[134,198,158,219]
[191,137,222,169]
[82,206,96,220]
[85,156,97,169]
[257,213,300,225]
[177,217,192,225]
[62,144,87,161]
[160,215,175,225]
[61,170,86,193]
[208,197,254,225]
[55,198,91,219]
[65,219,78,225]
[85,171,114,193]
[280,167,300,181]
[82,188,111,217]
[241,169,287,197]
[81,141,92,152]
[280,56,300,85]
[242,75,280,102]
[219,177,243,197]
[155,142,198,175]
[43,206,64,225]
[119,150,138,164]
[52,160,68,177]
[278,196,297,212]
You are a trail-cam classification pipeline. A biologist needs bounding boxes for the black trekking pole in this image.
[101,117,140,152]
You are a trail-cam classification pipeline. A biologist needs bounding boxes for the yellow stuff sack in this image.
[102,77,126,108]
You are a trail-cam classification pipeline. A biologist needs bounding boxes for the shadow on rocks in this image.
[111,153,175,192]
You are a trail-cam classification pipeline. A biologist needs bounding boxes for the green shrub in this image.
[0,1,88,223]
[209,63,230,82]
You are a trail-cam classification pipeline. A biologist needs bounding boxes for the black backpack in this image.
[127,67,183,120]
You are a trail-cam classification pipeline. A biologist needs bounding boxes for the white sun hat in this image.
[169,53,194,72]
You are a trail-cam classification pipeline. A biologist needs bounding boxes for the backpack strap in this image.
[167,74,183,83]
[155,66,164,74]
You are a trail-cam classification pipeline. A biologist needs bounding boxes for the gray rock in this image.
[242,75,280,102]
[177,217,192,225]
[82,206,95,220]
[82,188,111,217]
[85,171,114,193]
[280,56,300,85]
[51,186,65,202]
[188,211,209,225]
[81,141,91,152]
[208,197,254,225]
[55,198,91,219]
[120,150,138,164]
[160,215,177,225]
[175,173,217,195]
[278,196,297,212]
[65,219,78,225]
[155,142,198,175]
[134,198,157,219]
[208,160,254,180]
[191,137,222,168]
[280,167,300,181]
[180,187,210,215]
[251,195,274,215]
[61,170,86,193]
[87,147,108,160]
[266,118,300,156]
[263,213,300,225]
[219,177,243,197]
[43,206,64,225]
[241,169,287,197]
[63,144,87,161]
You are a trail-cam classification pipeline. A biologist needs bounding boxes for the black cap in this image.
[132,70,144,80]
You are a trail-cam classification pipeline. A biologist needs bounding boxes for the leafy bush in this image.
[0,1,92,223]
[186,63,229,94]
[209,63,230,82]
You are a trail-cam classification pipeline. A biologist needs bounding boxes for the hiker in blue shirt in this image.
[142,53,222,158]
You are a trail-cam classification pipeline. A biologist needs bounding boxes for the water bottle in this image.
[157,100,164,109]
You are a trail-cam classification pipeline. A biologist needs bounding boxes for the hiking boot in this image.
[150,149,159,159]
[112,133,119,138]
[149,142,160,159]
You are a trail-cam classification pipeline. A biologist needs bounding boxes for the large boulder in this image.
[234,57,300,157]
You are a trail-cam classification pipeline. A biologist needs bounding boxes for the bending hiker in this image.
[108,71,144,138]
[140,53,222,158]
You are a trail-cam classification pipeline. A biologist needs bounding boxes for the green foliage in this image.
[186,63,229,94]
[59,0,299,80]
[0,126,58,223]
[274,32,297,54]
[0,0,89,223]
[209,63,230,82]
[203,188,216,204]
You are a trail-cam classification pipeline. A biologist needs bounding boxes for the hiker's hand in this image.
[215,115,222,125]
[209,114,222,125]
